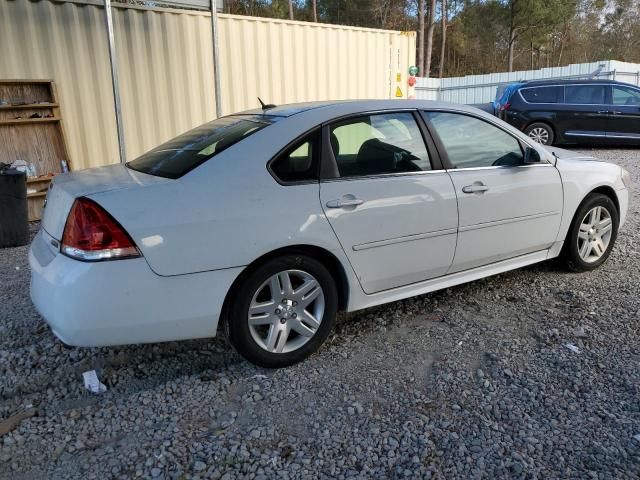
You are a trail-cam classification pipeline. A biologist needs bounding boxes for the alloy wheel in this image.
[247,269,325,354]
[528,127,550,145]
[577,206,613,263]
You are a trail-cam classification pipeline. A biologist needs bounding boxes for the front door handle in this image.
[326,197,365,208]
[462,184,489,194]
[597,110,612,114]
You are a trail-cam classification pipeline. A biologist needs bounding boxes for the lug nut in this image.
[280,318,286,324]
[293,301,298,306]
[275,308,281,314]
[292,313,297,319]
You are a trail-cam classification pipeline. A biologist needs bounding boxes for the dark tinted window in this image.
[612,86,640,106]
[520,86,560,103]
[564,85,606,105]
[329,113,431,178]
[127,115,274,179]
[425,111,523,168]
[270,131,319,183]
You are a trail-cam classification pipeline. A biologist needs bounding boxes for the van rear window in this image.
[127,115,276,179]
[520,86,561,104]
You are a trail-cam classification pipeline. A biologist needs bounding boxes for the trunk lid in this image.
[42,164,169,240]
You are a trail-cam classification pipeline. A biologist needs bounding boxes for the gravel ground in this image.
[1,148,639,479]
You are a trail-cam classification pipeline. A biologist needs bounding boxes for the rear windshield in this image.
[127,115,275,179]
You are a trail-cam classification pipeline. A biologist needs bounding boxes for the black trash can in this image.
[0,169,29,248]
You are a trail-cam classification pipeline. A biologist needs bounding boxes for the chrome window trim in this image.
[319,169,449,183]
[518,83,640,106]
[446,163,553,173]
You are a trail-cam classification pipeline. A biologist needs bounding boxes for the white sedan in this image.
[30,100,630,367]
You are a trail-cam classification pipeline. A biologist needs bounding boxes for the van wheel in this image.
[525,123,554,145]
[227,254,338,368]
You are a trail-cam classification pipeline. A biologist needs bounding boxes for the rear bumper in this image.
[29,229,243,347]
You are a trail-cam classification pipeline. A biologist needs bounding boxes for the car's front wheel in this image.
[525,122,554,145]
[227,254,338,368]
[562,193,619,272]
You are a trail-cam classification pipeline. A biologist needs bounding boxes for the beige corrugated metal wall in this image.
[0,0,416,170]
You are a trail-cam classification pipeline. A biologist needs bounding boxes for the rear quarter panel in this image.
[90,118,346,277]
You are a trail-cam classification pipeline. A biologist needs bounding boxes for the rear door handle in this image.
[326,197,365,208]
[597,110,612,114]
[462,184,489,194]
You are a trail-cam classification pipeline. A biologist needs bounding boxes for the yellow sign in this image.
[395,86,403,98]
[396,73,402,82]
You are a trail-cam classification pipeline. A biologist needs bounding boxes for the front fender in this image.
[554,157,627,245]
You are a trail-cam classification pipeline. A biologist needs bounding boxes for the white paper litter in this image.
[83,370,107,394]
[564,343,580,354]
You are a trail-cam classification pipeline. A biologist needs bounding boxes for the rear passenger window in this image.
[565,85,606,105]
[520,86,560,103]
[329,113,431,178]
[270,131,319,183]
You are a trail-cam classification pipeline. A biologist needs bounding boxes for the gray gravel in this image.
[1,147,639,479]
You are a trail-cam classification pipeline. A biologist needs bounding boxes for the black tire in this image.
[227,254,338,368]
[525,122,555,146]
[561,193,619,272]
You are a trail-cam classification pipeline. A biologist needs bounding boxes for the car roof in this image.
[519,78,629,88]
[234,99,478,119]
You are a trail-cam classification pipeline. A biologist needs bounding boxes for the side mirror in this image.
[524,147,541,164]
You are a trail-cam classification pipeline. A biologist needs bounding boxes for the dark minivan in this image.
[499,79,640,145]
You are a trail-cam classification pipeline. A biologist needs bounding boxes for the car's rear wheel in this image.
[227,254,338,368]
[525,122,554,145]
[562,193,619,272]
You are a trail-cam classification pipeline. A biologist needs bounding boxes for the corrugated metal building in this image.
[0,0,416,169]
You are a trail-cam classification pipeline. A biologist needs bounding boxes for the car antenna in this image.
[258,97,276,111]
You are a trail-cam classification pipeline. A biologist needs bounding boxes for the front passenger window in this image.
[612,86,640,106]
[424,111,524,168]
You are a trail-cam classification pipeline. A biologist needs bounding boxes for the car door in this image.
[422,110,563,273]
[558,84,610,141]
[607,84,640,141]
[319,111,458,294]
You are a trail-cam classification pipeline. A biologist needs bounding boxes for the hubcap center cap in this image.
[278,300,295,320]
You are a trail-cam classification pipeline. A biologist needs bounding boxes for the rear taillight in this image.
[500,103,510,111]
[61,197,140,261]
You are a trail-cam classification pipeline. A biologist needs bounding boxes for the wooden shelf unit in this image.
[0,117,60,125]
[26,176,55,184]
[0,80,72,221]
[0,102,58,110]
[27,191,47,198]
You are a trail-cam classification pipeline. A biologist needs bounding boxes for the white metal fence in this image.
[415,60,640,104]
